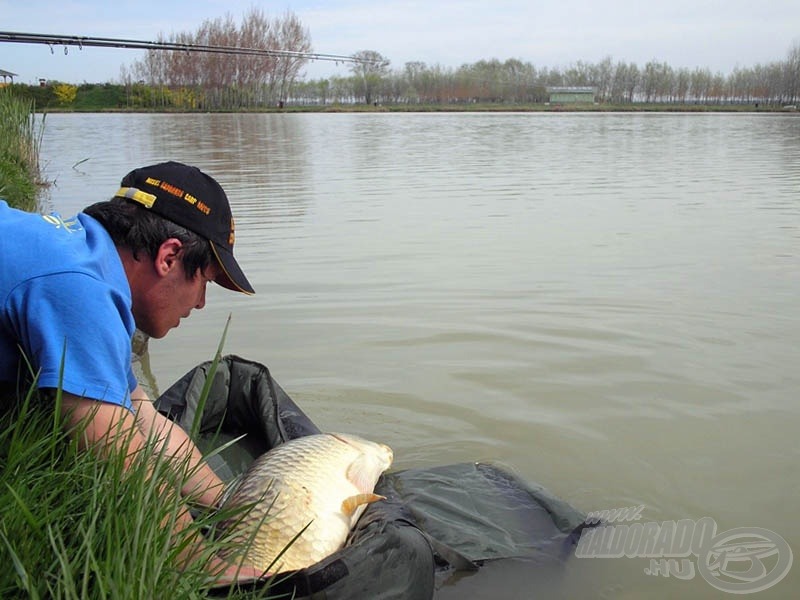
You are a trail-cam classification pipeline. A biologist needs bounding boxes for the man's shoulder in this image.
[2,208,123,293]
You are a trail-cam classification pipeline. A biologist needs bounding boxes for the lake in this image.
[39,111,799,598]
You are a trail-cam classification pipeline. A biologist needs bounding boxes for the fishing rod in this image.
[0,31,380,66]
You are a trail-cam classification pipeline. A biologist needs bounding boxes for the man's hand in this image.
[207,555,270,586]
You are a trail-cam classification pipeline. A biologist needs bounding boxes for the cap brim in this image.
[210,241,255,295]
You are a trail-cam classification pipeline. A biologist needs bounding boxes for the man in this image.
[0,161,263,583]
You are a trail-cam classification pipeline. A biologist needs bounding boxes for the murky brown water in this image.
[40,112,800,598]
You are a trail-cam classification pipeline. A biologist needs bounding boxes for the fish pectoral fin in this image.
[341,493,385,516]
[346,454,383,493]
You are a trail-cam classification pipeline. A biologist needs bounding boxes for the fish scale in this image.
[217,433,393,573]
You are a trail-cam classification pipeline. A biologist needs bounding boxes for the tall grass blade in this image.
[190,314,231,439]
[0,531,37,599]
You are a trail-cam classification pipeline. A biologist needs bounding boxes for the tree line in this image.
[127,32,799,108]
[8,6,799,110]
[294,44,800,107]
[115,7,800,109]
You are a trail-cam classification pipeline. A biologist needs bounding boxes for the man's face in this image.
[132,242,220,339]
[156,263,217,337]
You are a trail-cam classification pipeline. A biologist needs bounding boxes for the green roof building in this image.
[547,86,596,103]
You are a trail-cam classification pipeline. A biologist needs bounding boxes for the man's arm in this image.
[130,387,226,508]
[59,391,265,584]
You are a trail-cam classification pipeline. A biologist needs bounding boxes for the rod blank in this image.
[0,31,378,65]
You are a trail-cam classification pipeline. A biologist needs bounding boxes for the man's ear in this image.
[154,238,183,277]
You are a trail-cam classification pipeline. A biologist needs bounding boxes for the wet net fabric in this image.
[157,355,588,599]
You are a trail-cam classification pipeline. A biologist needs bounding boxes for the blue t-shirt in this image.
[0,201,137,410]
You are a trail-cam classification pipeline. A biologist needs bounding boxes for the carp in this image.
[216,432,393,573]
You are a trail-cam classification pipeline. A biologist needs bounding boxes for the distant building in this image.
[547,86,596,103]
[0,68,18,83]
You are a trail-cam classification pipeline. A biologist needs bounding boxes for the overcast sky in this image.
[2,0,798,84]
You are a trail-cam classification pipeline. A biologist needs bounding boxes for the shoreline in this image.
[35,102,800,115]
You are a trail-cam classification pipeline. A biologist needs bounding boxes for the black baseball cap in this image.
[114,161,255,295]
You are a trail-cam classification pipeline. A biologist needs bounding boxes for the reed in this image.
[0,88,44,212]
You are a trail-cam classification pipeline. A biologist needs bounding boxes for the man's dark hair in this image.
[83,198,214,279]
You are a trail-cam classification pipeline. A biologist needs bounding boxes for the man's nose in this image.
[195,284,207,310]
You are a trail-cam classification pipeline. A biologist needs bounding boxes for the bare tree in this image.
[350,50,390,104]
[238,5,275,103]
[784,42,800,104]
[273,11,312,105]
[129,9,311,109]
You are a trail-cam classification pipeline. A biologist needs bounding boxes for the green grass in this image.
[0,88,44,212]
[0,376,277,599]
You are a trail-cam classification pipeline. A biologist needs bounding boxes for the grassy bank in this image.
[0,88,44,212]
[0,385,273,599]
[1,332,276,598]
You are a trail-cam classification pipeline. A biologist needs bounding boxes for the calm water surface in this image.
[40,112,799,598]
